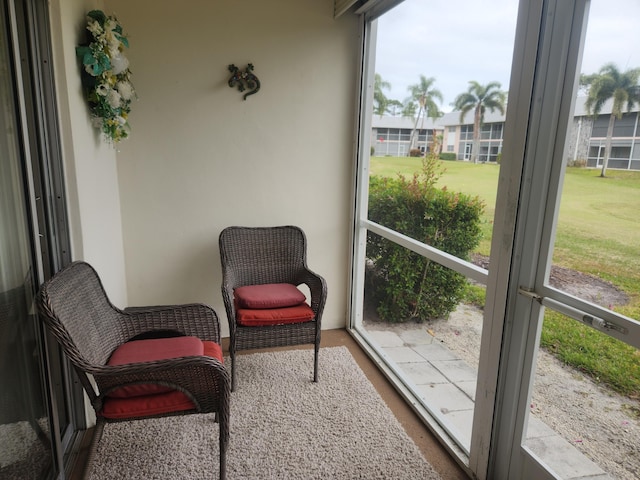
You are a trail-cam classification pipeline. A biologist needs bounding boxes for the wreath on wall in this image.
[76,10,136,143]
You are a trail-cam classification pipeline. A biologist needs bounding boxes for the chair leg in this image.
[219,405,229,480]
[220,441,226,480]
[230,347,237,392]
[82,418,105,479]
[313,342,319,383]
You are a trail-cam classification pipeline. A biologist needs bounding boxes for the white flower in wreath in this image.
[96,83,109,96]
[104,18,118,33]
[110,54,129,75]
[107,43,118,58]
[116,81,134,101]
[86,18,102,36]
[108,36,121,57]
[107,89,122,109]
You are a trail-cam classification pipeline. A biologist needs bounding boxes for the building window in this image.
[610,145,631,159]
[591,116,609,137]
[613,113,636,137]
[460,124,473,140]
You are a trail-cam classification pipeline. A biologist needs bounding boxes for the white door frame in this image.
[476,0,588,477]
[476,0,640,478]
[464,142,472,160]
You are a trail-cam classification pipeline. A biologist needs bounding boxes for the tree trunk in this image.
[472,106,482,164]
[408,107,423,153]
[600,114,615,177]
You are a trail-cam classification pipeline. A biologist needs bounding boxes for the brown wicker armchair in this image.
[219,226,327,391]
[37,262,230,479]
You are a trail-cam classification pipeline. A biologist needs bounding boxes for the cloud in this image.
[376,0,517,110]
[582,0,640,74]
[375,0,639,113]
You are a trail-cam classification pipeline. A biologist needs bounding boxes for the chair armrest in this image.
[120,303,221,342]
[298,268,327,322]
[92,356,230,412]
[220,280,237,334]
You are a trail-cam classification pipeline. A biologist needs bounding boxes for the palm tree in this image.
[386,99,404,116]
[405,75,443,153]
[453,81,507,163]
[401,100,418,119]
[582,63,640,177]
[373,73,392,117]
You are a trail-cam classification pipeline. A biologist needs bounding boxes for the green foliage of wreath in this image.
[76,10,136,143]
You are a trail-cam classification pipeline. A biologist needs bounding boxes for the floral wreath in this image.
[76,10,136,143]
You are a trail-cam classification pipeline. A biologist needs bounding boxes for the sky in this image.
[375,0,640,113]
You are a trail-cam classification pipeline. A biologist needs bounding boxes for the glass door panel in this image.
[354,0,519,460]
[0,2,51,475]
[1,0,77,476]
[523,1,640,478]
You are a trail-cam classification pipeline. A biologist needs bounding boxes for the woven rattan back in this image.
[219,226,307,287]
[38,262,124,368]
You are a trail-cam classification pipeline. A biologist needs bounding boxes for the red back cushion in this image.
[202,341,223,361]
[108,336,204,365]
[234,283,306,309]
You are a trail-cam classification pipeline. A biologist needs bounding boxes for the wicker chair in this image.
[37,261,230,479]
[219,226,327,391]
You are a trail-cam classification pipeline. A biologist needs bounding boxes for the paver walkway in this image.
[363,325,612,480]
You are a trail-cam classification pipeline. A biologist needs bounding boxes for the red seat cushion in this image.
[101,336,225,419]
[106,336,222,399]
[234,283,306,309]
[102,390,195,419]
[236,302,315,327]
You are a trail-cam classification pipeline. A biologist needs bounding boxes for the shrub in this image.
[367,157,484,322]
[463,283,486,308]
[568,157,587,168]
[439,152,457,161]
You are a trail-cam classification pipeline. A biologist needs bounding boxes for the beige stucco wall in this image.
[107,0,359,334]
[49,0,128,306]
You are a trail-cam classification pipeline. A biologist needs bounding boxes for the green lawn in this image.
[371,158,499,254]
[369,156,640,397]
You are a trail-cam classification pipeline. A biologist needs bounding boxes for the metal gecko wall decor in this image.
[227,63,260,100]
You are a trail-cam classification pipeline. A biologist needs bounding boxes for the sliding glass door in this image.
[0,2,54,475]
[1,0,78,478]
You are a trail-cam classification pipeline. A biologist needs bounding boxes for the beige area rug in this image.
[88,346,442,479]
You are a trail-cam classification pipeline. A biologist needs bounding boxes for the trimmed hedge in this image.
[439,152,457,161]
[367,166,484,322]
